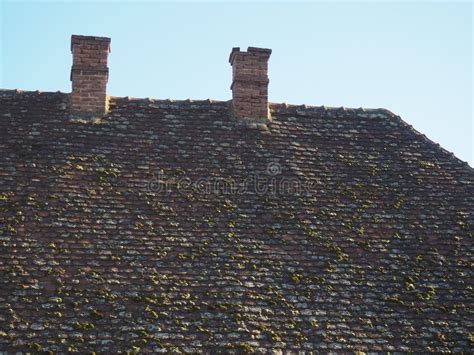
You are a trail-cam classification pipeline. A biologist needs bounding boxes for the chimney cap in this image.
[247,47,272,54]
[71,34,111,43]
[229,47,241,63]
[71,34,111,52]
[229,46,272,64]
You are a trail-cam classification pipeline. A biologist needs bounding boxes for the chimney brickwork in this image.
[229,47,272,123]
[70,35,111,117]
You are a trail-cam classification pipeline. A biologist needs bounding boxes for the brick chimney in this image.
[229,47,272,123]
[70,35,111,117]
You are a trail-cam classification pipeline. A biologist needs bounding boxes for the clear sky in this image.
[1,1,472,165]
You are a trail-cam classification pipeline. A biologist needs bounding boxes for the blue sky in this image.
[1,1,472,165]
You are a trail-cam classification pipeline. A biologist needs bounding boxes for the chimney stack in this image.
[229,47,272,123]
[70,35,111,118]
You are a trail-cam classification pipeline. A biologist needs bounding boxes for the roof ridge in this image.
[269,102,396,118]
[0,88,396,116]
[0,88,67,96]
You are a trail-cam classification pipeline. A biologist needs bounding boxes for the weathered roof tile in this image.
[0,89,472,352]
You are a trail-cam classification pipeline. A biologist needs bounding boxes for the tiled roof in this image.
[0,89,472,352]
